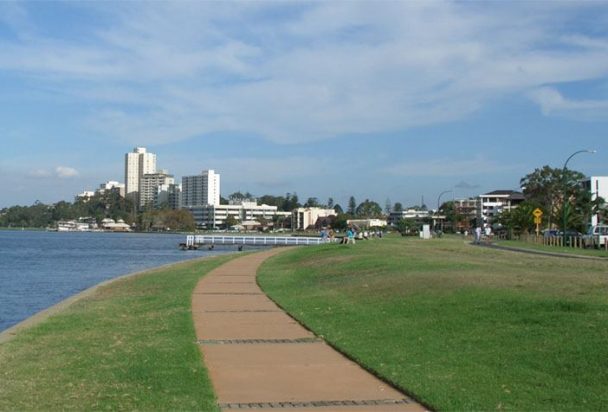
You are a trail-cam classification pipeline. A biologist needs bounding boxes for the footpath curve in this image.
[192,248,426,412]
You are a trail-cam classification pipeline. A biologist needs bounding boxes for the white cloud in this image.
[56,166,79,178]
[2,2,608,144]
[28,166,79,179]
[528,87,608,120]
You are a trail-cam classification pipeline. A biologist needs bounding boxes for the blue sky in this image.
[1,1,608,210]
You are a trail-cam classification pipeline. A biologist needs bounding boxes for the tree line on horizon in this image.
[0,189,395,231]
[2,166,604,233]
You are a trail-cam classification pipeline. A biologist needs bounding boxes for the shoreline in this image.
[0,255,222,345]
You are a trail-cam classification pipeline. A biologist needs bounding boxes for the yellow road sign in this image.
[533,208,543,218]
[534,216,542,224]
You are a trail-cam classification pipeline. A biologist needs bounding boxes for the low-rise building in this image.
[346,218,387,228]
[478,190,525,226]
[100,218,131,232]
[96,181,125,198]
[186,201,281,229]
[388,209,430,226]
[291,207,336,230]
[452,198,479,231]
[75,191,95,202]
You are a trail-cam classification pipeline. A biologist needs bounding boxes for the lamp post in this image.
[437,190,453,232]
[562,149,596,246]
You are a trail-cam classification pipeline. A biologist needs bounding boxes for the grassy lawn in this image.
[496,239,608,258]
[258,237,608,411]
[0,255,235,411]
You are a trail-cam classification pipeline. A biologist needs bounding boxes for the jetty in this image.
[181,234,328,250]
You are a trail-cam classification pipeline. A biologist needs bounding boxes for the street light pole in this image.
[437,190,453,232]
[562,149,596,246]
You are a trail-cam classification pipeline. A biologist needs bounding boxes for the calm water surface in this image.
[0,230,235,332]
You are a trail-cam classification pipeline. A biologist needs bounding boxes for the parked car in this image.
[543,229,559,238]
[583,225,608,248]
[558,230,582,246]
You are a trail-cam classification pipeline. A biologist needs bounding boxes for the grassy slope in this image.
[0,255,235,411]
[258,237,608,411]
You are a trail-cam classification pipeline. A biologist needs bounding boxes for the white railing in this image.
[185,235,326,247]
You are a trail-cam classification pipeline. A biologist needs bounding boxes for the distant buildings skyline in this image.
[15,145,607,231]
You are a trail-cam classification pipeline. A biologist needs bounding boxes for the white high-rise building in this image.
[582,176,608,226]
[125,147,156,206]
[182,170,221,207]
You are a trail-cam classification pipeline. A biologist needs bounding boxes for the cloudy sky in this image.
[1,1,608,209]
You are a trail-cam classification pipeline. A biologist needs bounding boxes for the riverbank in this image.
[0,254,237,410]
[0,257,218,345]
[0,230,234,333]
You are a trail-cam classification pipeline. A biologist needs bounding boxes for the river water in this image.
[0,230,235,333]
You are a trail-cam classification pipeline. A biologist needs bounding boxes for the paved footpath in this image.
[193,249,427,412]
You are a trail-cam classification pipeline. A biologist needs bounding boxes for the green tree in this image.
[258,195,285,208]
[304,197,320,207]
[224,214,238,229]
[393,202,403,213]
[497,201,540,238]
[355,199,383,218]
[396,218,417,236]
[327,197,334,209]
[332,213,349,231]
[347,196,357,215]
[228,191,254,202]
[256,215,269,231]
[521,166,603,231]
[281,193,301,211]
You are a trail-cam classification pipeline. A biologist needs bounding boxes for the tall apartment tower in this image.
[124,147,157,206]
[182,170,221,207]
[139,170,174,209]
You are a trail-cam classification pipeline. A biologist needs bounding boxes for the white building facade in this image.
[347,218,387,228]
[182,170,221,207]
[187,201,280,229]
[75,191,95,202]
[388,209,430,226]
[478,190,525,226]
[125,147,157,206]
[139,171,174,209]
[582,176,608,226]
[96,181,126,198]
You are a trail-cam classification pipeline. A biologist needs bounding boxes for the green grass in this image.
[496,239,608,258]
[0,255,235,411]
[258,237,608,411]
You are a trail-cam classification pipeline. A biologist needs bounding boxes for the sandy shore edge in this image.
[0,255,221,345]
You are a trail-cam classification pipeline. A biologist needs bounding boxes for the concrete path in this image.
[192,249,427,412]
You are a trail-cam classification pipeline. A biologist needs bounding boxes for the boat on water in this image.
[49,218,131,233]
